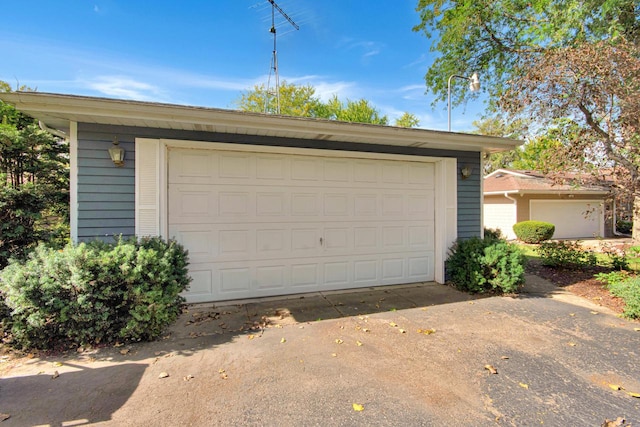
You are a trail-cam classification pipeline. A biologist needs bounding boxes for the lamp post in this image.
[447,73,480,131]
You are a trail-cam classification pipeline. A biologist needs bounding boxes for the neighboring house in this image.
[483,169,610,240]
[0,92,519,303]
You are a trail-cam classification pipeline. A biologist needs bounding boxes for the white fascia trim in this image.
[484,190,609,196]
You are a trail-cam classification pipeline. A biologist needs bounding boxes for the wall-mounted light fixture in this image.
[108,137,125,167]
[460,166,472,180]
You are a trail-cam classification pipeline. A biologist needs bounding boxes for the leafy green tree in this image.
[317,96,389,125]
[235,81,323,117]
[413,0,638,108]
[472,116,527,173]
[394,112,420,128]
[236,82,393,125]
[414,1,640,240]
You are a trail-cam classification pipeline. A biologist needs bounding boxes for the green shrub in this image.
[513,220,555,244]
[446,236,526,294]
[606,276,640,319]
[616,220,632,235]
[537,240,597,268]
[0,237,190,350]
[484,227,504,241]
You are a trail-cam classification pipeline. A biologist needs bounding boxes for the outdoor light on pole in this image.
[447,72,480,132]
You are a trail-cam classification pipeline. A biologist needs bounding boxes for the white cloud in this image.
[85,76,167,101]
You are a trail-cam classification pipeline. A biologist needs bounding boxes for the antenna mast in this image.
[264,0,299,114]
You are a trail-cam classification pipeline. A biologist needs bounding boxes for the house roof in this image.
[484,169,609,195]
[0,92,521,153]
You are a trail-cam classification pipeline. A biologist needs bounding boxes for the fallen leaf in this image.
[634,328,640,332]
[53,362,63,367]
[248,334,255,340]
[590,311,599,315]
[399,329,406,334]
[569,313,576,317]
[362,328,370,333]
[609,384,622,391]
[417,328,436,335]
[280,338,286,343]
[183,374,194,381]
[335,339,344,344]
[218,369,225,374]
[568,342,577,347]
[519,382,529,389]
[158,372,169,379]
[352,403,364,412]
[356,340,363,346]
[220,373,228,380]
[601,417,626,427]
[0,413,10,421]
[51,371,59,379]
[275,324,283,328]
[627,391,640,398]
[120,348,130,355]
[389,322,397,327]
[484,365,498,374]
[500,356,509,360]
[331,353,337,357]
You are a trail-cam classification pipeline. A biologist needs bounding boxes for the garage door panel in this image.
[530,200,603,239]
[169,148,436,302]
[291,264,319,288]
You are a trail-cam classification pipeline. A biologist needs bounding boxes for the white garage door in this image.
[168,148,436,303]
[484,202,517,240]
[530,200,604,239]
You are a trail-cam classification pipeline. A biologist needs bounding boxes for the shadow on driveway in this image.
[168,282,481,340]
[0,362,145,426]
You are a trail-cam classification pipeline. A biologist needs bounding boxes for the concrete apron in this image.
[167,282,478,341]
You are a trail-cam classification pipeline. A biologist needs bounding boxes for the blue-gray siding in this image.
[77,123,481,242]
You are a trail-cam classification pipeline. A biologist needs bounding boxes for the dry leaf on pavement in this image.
[484,365,498,374]
[352,403,364,412]
[601,417,626,427]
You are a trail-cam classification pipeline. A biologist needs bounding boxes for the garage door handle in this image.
[320,237,323,246]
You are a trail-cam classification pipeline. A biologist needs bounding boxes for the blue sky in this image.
[0,1,486,131]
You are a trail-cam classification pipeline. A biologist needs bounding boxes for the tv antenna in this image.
[264,0,299,114]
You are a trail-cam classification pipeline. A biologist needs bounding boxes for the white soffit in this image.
[0,92,521,153]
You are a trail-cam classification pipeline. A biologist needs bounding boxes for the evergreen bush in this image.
[513,220,555,243]
[0,237,190,350]
[446,236,525,294]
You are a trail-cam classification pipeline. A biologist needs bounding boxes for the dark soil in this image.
[526,259,627,314]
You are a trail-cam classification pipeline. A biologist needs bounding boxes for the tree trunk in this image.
[634,196,640,244]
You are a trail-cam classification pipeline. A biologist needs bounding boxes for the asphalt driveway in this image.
[1,277,639,426]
